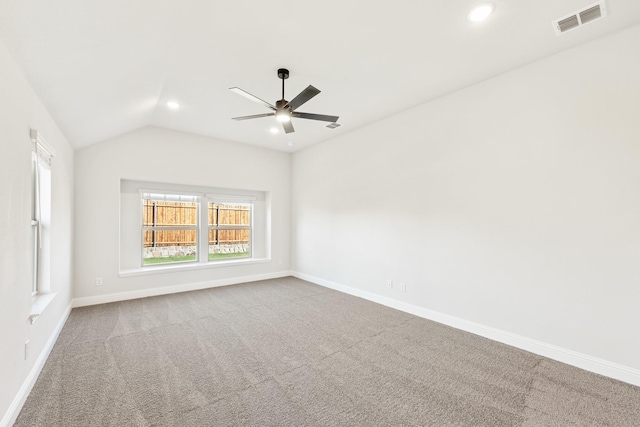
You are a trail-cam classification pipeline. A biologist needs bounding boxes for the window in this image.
[142,193,199,265]
[138,191,255,266]
[120,180,268,272]
[208,201,252,261]
[31,132,53,294]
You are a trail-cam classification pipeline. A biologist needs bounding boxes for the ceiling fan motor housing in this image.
[276,99,290,111]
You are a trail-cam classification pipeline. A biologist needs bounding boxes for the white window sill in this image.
[30,292,57,325]
[119,257,271,278]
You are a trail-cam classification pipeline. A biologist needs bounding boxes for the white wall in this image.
[74,127,291,301]
[0,39,74,425]
[292,24,640,373]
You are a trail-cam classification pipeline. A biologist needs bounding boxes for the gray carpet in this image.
[15,277,640,426]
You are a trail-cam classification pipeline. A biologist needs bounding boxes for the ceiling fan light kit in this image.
[231,68,339,134]
[275,112,291,122]
[274,98,291,122]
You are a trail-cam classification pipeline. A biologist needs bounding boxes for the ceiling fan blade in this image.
[232,112,275,121]
[286,85,321,111]
[292,112,339,123]
[229,87,276,110]
[282,120,295,134]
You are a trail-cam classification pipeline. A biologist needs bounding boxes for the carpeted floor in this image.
[15,277,640,426]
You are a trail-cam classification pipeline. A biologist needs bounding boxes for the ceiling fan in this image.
[230,68,339,134]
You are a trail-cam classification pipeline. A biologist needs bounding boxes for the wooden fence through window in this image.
[143,201,250,247]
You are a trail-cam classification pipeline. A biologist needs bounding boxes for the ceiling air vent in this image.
[557,15,580,33]
[553,1,607,35]
[580,5,603,24]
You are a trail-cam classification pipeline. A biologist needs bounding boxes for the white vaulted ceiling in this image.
[1,0,640,151]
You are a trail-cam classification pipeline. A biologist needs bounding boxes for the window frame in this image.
[29,129,58,324]
[31,135,53,295]
[139,190,255,267]
[206,195,254,262]
[140,192,200,266]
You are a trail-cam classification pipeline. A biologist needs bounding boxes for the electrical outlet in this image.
[24,340,29,360]
[399,282,406,292]
[95,277,103,286]
[387,279,393,289]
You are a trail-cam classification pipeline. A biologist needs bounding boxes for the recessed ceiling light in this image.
[270,127,279,134]
[166,101,180,109]
[467,3,495,22]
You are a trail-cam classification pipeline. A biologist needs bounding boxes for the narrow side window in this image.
[31,133,53,295]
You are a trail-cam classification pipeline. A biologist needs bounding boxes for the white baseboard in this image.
[1,301,73,427]
[292,271,640,388]
[73,270,294,308]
